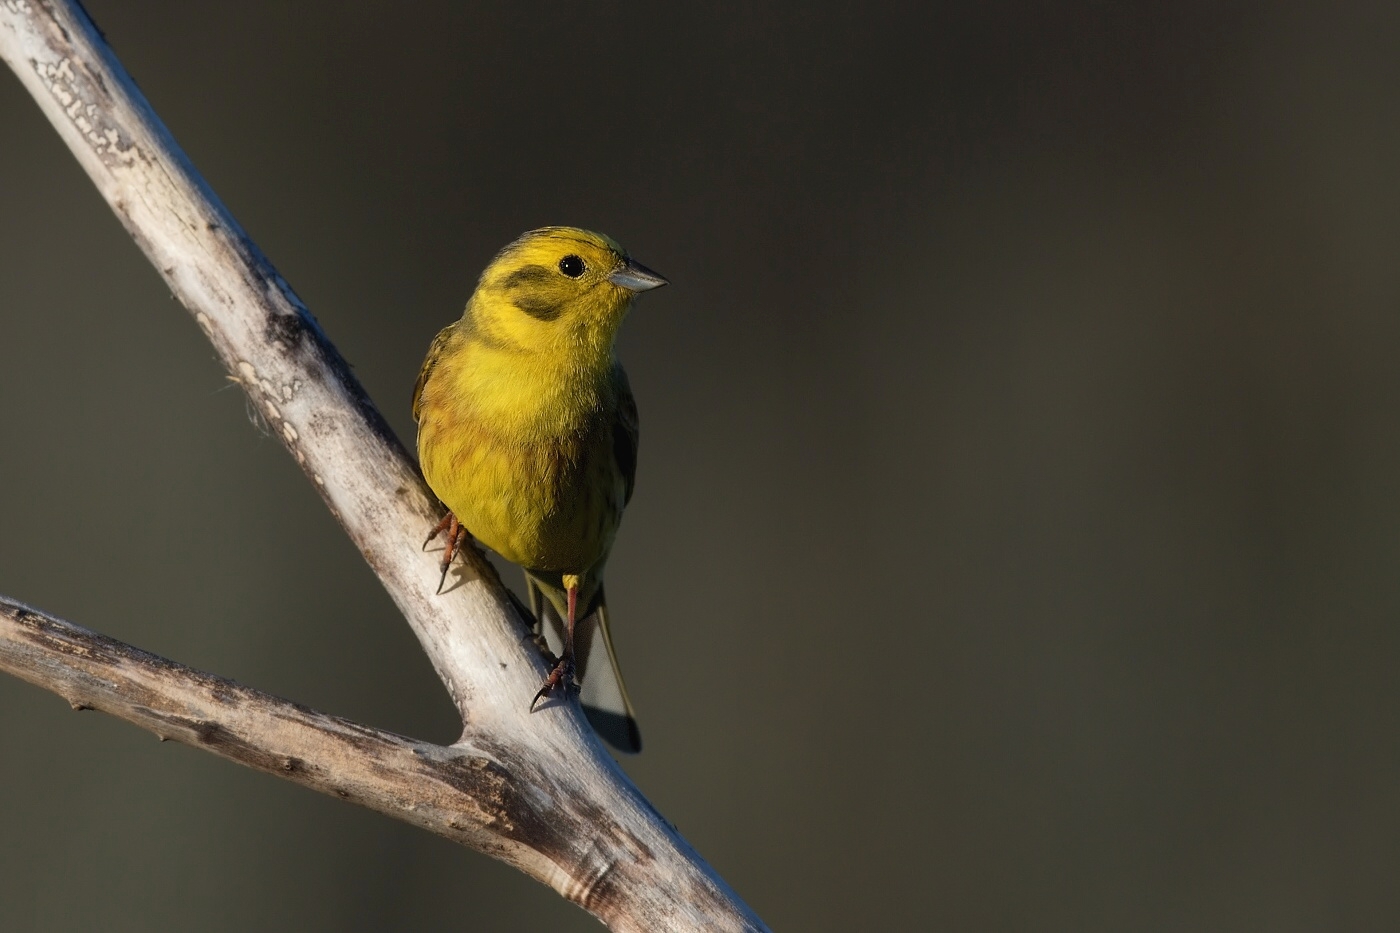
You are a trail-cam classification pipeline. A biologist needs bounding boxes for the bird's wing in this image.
[530,577,642,754]
[411,324,456,423]
[611,365,640,506]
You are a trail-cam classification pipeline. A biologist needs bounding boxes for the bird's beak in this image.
[608,258,669,292]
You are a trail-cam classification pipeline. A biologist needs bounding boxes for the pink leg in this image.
[531,574,581,709]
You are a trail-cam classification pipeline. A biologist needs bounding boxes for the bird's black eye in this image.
[558,255,586,278]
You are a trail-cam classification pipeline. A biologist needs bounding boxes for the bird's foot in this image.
[530,655,576,710]
[422,512,467,594]
[422,512,454,550]
[530,573,583,710]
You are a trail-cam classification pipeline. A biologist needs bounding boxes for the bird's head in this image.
[466,227,667,359]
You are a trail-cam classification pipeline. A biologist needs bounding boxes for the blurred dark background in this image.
[3,1,1399,929]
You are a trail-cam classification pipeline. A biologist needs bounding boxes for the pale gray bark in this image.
[0,2,766,930]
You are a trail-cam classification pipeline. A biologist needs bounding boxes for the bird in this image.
[412,226,666,753]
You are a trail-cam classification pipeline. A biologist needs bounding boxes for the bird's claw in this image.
[423,513,466,594]
[530,657,575,710]
[422,512,454,551]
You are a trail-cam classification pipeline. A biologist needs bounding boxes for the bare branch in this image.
[0,2,766,930]
[0,597,528,858]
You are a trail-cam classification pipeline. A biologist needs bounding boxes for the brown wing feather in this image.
[611,364,639,506]
[412,324,456,423]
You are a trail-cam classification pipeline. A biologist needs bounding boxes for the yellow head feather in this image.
[464,227,662,364]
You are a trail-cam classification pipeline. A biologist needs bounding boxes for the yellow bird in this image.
[412,227,666,752]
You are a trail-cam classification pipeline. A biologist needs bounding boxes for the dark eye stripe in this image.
[499,264,554,290]
[498,263,565,320]
[515,295,564,321]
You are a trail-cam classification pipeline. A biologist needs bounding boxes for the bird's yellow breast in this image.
[415,331,627,574]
